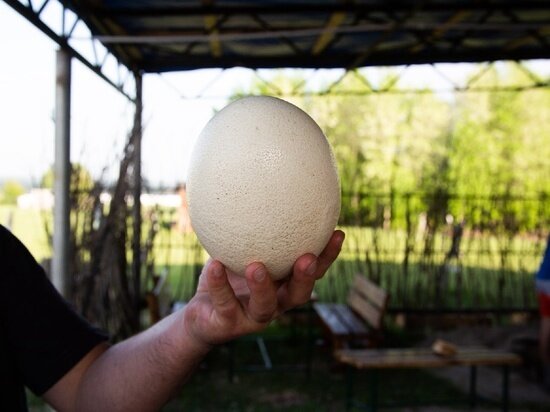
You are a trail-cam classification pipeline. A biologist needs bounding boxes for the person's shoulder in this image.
[0,225,19,248]
[0,225,33,262]
[0,224,12,246]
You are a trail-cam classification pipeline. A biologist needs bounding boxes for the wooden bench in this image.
[313,274,389,351]
[336,347,522,411]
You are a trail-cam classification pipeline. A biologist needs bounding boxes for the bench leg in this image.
[345,367,379,412]
[256,337,273,370]
[502,365,510,412]
[345,365,354,411]
[469,365,477,408]
[227,341,235,382]
[368,369,378,412]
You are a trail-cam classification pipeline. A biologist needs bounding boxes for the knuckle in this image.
[216,296,239,317]
[253,312,273,323]
[292,291,312,307]
[252,304,277,324]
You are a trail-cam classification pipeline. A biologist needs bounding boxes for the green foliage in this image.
[231,65,550,232]
[448,64,550,231]
[0,180,25,205]
[305,72,451,226]
[40,162,94,192]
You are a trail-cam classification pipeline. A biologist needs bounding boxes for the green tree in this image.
[230,69,452,226]
[448,63,550,230]
[306,71,450,226]
[229,66,549,230]
[40,163,94,193]
[1,180,25,204]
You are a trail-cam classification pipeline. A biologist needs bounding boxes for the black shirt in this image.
[0,225,108,411]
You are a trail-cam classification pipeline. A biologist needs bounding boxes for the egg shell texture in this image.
[187,96,341,279]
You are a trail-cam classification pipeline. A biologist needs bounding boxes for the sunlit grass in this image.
[2,206,542,310]
[0,205,52,262]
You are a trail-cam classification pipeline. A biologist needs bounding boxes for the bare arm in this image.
[43,230,345,412]
[44,308,208,412]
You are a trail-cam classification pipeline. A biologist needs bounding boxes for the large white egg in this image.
[187,96,341,280]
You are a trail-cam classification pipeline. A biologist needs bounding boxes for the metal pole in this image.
[132,72,143,323]
[52,48,71,298]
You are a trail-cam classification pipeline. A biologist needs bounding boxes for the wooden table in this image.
[335,347,522,412]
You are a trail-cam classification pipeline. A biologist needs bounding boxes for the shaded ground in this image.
[27,318,550,411]
[162,318,550,411]
[416,322,550,409]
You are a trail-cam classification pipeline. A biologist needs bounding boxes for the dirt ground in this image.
[165,321,550,412]
[410,321,550,411]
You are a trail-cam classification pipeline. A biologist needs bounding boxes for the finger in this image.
[206,260,243,318]
[277,231,345,312]
[244,262,279,324]
[196,258,213,292]
[278,254,317,311]
[315,230,345,278]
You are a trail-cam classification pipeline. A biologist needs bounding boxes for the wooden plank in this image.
[348,290,382,329]
[312,12,346,55]
[409,10,471,54]
[335,348,522,370]
[202,0,222,57]
[313,303,352,336]
[353,275,388,309]
[332,304,369,335]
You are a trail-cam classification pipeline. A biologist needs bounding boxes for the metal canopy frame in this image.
[157,62,549,102]
[59,0,550,73]
[6,0,550,98]
[5,0,136,101]
[3,0,549,306]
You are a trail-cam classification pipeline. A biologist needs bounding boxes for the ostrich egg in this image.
[186,96,341,280]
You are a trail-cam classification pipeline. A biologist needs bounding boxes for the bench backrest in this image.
[347,275,389,331]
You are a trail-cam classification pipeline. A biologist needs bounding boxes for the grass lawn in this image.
[2,205,543,311]
[0,205,52,262]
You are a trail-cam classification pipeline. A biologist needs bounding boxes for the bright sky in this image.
[1,1,549,189]
[0,1,250,188]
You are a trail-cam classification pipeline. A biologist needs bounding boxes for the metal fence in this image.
[152,192,548,314]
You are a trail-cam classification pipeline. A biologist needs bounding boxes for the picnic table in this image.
[336,347,522,412]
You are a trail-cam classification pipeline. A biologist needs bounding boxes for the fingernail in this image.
[254,266,266,282]
[306,260,317,276]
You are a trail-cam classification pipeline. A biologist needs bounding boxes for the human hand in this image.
[183,230,345,348]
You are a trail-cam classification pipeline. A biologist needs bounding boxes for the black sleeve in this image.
[0,225,108,395]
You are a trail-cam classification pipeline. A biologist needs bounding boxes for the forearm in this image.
[74,308,211,412]
[45,232,344,412]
